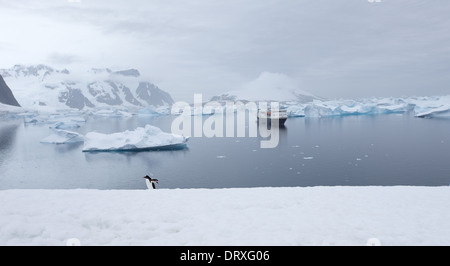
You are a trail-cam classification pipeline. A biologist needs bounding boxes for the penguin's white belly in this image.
[145,179,153,189]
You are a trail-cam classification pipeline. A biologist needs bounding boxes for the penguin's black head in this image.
[143,175,151,180]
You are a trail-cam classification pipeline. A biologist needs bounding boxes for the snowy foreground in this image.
[1,187,449,246]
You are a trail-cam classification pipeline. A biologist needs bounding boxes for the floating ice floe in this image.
[90,109,133,118]
[138,106,171,116]
[40,130,84,144]
[50,121,81,129]
[83,125,189,152]
[21,113,87,128]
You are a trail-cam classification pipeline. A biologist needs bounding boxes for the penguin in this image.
[143,175,159,189]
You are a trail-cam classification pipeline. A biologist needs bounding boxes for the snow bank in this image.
[83,125,188,152]
[0,186,449,246]
[0,103,23,113]
[40,130,84,144]
[0,103,35,119]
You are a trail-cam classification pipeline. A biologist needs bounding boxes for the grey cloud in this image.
[47,53,82,65]
[1,0,450,101]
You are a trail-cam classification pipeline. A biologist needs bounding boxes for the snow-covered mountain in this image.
[211,72,322,103]
[0,65,174,110]
[0,75,20,107]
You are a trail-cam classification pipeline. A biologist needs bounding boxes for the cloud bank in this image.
[1,0,449,101]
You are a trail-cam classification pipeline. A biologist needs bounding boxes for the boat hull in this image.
[257,117,287,127]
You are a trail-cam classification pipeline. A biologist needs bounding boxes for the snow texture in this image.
[83,125,188,152]
[0,187,449,246]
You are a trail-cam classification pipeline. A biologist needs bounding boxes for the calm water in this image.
[0,113,449,190]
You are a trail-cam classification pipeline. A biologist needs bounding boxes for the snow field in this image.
[0,186,449,246]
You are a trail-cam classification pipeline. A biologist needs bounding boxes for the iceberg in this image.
[40,130,84,144]
[50,121,81,129]
[91,109,133,118]
[411,95,450,118]
[138,106,170,116]
[285,97,418,118]
[415,105,450,118]
[287,105,306,117]
[83,125,188,152]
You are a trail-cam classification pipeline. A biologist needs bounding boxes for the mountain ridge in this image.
[0,65,174,110]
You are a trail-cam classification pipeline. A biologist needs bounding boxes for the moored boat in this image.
[257,108,288,127]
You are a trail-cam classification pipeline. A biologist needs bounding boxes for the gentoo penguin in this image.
[143,175,159,189]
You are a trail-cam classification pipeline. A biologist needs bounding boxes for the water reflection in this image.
[1,113,450,189]
[84,147,190,163]
[0,122,20,167]
[45,142,85,153]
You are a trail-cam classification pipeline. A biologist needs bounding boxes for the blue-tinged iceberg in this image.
[284,96,450,118]
[82,125,188,152]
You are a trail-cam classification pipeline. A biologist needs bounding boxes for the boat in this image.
[257,108,288,127]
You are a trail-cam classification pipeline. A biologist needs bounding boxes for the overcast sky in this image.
[0,0,449,101]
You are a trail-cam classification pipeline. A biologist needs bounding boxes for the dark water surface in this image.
[0,113,449,190]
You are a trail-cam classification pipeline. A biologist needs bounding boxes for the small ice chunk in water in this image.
[41,130,84,144]
[304,157,314,160]
[51,121,81,129]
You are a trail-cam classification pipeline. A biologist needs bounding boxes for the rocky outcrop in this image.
[0,75,20,107]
